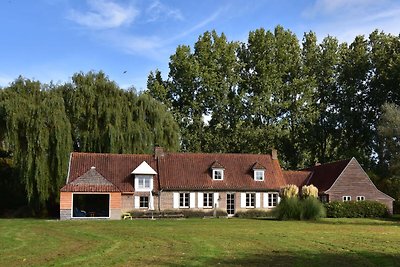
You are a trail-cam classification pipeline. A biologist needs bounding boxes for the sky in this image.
[1,0,400,91]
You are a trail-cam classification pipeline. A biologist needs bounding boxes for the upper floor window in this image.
[135,175,153,191]
[213,169,224,180]
[254,170,264,181]
[343,196,351,202]
[356,196,365,201]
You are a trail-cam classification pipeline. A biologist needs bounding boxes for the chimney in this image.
[271,149,278,160]
[154,146,165,159]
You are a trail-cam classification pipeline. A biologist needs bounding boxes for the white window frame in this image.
[135,175,153,192]
[139,196,149,208]
[267,192,279,207]
[179,192,190,208]
[212,169,224,180]
[343,196,351,202]
[245,193,255,208]
[254,170,265,181]
[203,192,214,208]
[356,196,365,201]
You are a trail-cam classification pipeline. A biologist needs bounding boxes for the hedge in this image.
[126,209,228,218]
[235,209,271,218]
[324,201,389,218]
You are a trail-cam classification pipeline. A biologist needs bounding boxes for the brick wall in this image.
[327,159,393,213]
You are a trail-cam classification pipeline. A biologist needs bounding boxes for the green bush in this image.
[325,201,389,218]
[127,209,228,218]
[235,209,271,218]
[273,197,302,220]
[301,197,326,220]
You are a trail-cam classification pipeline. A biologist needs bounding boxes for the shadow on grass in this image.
[152,251,400,267]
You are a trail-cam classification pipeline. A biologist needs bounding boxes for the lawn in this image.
[0,218,399,267]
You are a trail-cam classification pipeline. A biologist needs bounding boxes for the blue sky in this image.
[1,0,400,91]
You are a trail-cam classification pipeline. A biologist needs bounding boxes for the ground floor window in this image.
[356,196,365,201]
[72,194,110,217]
[246,193,255,208]
[319,195,328,203]
[343,196,351,202]
[140,196,149,208]
[203,193,213,208]
[180,193,190,208]
[268,192,279,207]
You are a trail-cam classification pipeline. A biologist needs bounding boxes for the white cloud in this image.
[68,0,138,29]
[146,0,184,22]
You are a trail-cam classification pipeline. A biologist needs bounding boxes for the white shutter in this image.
[256,193,261,208]
[278,194,281,204]
[134,196,140,209]
[190,193,196,208]
[173,192,179,209]
[198,192,203,208]
[213,193,219,208]
[241,193,246,208]
[263,193,268,208]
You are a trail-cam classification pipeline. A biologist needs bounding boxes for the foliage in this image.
[301,197,326,220]
[325,201,389,218]
[301,184,318,198]
[235,209,271,218]
[281,184,299,199]
[127,209,227,218]
[273,197,302,220]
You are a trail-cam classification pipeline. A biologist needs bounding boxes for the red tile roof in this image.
[303,159,351,192]
[283,171,312,187]
[158,152,285,191]
[63,152,159,192]
[62,151,286,192]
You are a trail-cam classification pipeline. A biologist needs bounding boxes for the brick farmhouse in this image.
[60,148,394,219]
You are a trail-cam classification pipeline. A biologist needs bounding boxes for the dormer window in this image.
[213,169,224,180]
[210,161,225,181]
[254,170,264,181]
[252,162,266,181]
[131,161,157,192]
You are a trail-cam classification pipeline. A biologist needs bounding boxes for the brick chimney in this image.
[271,149,278,160]
[154,146,165,159]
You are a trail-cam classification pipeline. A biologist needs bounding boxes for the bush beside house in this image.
[325,201,389,218]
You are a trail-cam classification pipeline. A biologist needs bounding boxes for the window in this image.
[213,169,224,180]
[246,193,255,208]
[254,170,264,181]
[356,196,365,201]
[139,196,149,208]
[268,193,278,207]
[343,196,351,202]
[319,195,328,203]
[135,175,153,191]
[203,193,214,208]
[179,193,190,208]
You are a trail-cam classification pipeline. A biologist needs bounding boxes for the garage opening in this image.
[72,194,110,218]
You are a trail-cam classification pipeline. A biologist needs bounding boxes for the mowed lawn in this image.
[1,218,400,267]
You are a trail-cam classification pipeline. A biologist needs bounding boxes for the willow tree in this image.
[0,78,72,210]
[61,71,179,154]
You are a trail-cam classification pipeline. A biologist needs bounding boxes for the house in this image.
[60,149,394,219]
[284,158,394,213]
[60,148,285,219]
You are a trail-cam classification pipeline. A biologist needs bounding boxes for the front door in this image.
[227,193,235,216]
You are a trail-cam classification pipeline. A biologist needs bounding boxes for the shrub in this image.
[301,197,326,220]
[127,209,228,218]
[301,185,318,198]
[325,201,389,218]
[235,209,271,218]
[281,184,299,199]
[273,197,302,220]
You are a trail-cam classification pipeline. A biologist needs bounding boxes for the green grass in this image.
[1,218,400,266]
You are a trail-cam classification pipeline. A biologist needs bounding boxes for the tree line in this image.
[0,72,179,216]
[146,26,400,209]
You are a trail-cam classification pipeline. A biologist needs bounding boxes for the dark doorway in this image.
[72,194,110,218]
